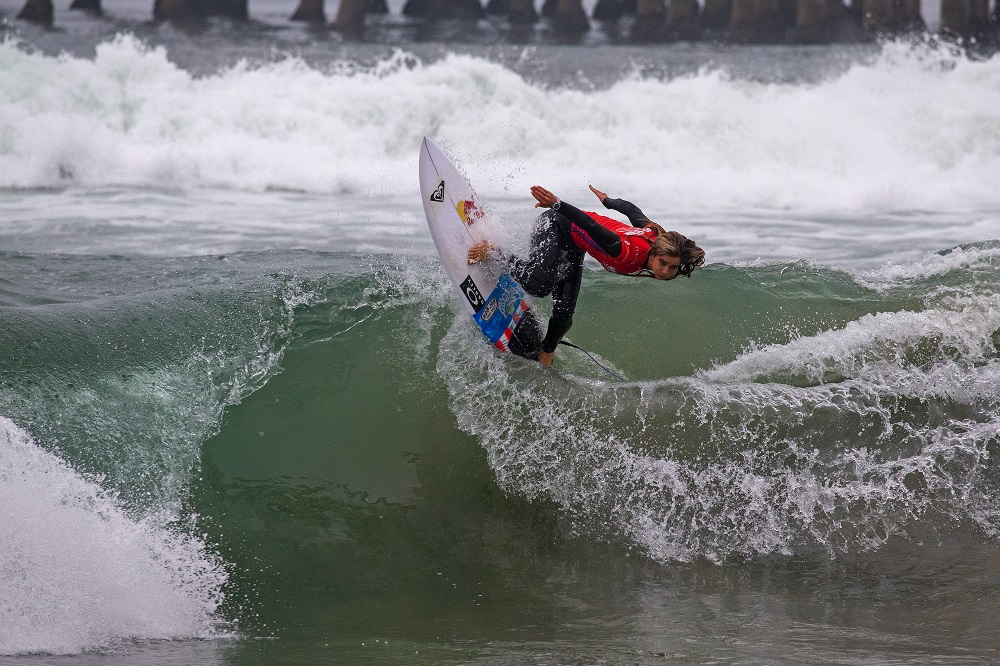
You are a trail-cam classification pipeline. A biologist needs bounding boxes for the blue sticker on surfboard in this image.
[473,274,530,352]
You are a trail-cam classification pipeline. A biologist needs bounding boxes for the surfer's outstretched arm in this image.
[530,186,623,257]
[589,185,652,227]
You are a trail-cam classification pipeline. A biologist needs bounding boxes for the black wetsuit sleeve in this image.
[602,197,651,228]
[551,200,623,257]
[541,307,572,354]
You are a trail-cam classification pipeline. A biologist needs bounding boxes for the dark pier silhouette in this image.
[12,0,1000,44]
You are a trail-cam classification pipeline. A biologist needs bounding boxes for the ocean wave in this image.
[433,243,1000,562]
[0,36,998,213]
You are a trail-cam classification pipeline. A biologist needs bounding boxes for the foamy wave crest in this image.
[855,241,1000,291]
[699,294,1000,388]
[0,417,227,655]
[0,36,998,213]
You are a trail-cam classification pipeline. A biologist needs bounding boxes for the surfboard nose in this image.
[421,136,442,154]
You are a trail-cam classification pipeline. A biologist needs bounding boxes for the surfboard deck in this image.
[419,137,542,358]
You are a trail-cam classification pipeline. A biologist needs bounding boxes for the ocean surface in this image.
[1,6,1000,664]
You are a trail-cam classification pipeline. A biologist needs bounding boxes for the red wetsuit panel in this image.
[569,212,656,275]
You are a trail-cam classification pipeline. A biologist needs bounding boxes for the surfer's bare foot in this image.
[467,241,491,264]
[537,350,554,366]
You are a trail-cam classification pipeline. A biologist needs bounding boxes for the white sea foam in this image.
[699,294,1000,387]
[855,241,1000,290]
[0,417,228,655]
[0,36,999,216]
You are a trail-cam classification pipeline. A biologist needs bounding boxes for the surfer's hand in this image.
[589,184,608,203]
[531,186,558,208]
[467,241,491,264]
[537,350,554,366]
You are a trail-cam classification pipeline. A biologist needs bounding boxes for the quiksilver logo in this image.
[430,181,445,202]
[480,298,498,321]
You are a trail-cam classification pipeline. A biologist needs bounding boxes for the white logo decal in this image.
[480,298,498,321]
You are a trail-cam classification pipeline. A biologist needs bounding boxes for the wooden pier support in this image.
[702,0,733,30]
[507,0,538,23]
[592,0,626,20]
[485,0,506,13]
[332,0,366,35]
[552,0,590,35]
[630,0,667,40]
[728,0,789,42]
[17,0,53,25]
[403,0,485,18]
[153,0,188,20]
[792,0,827,41]
[154,0,248,21]
[861,0,923,33]
[666,0,700,39]
[291,0,325,21]
[205,0,247,19]
[940,0,990,36]
[69,0,102,11]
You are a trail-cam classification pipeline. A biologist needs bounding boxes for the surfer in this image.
[468,185,705,366]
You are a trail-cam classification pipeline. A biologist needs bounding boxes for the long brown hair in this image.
[644,223,706,278]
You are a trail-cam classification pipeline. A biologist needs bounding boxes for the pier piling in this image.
[630,0,667,40]
[507,0,538,23]
[592,0,626,20]
[666,0,701,39]
[403,0,485,18]
[205,0,248,19]
[153,0,187,20]
[553,0,590,35]
[485,0,505,13]
[861,0,923,33]
[17,0,53,25]
[291,0,326,21]
[729,0,789,41]
[333,0,367,34]
[69,0,102,11]
[792,0,827,41]
[941,0,991,36]
[702,0,733,30]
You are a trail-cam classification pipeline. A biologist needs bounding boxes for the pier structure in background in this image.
[11,0,1000,43]
[151,0,249,20]
[940,0,993,35]
[291,0,326,21]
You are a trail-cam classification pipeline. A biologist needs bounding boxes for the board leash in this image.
[557,341,625,381]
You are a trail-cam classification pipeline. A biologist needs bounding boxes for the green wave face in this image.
[4,244,1000,660]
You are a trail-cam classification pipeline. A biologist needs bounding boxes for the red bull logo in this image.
[456,198,484,225]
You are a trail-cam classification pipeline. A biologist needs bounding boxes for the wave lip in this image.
[0,417,228,656]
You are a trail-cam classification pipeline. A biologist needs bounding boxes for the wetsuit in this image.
[507,197,653,355]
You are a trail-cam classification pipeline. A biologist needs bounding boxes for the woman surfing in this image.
[468,184,706,366]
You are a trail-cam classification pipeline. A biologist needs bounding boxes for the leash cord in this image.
[557,340,625,381]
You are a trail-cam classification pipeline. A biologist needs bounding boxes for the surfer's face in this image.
[649,255,682,281]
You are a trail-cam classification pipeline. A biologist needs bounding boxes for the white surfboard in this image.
[419,137,542,357]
